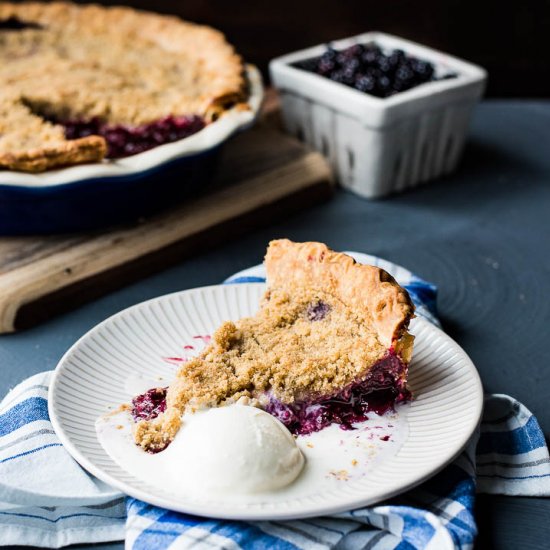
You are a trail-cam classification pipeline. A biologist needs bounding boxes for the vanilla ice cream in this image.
[164,404,305,494]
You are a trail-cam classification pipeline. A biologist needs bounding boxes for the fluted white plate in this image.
[49,283,483,520]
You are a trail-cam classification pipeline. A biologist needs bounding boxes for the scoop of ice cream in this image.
[165,404,305,494]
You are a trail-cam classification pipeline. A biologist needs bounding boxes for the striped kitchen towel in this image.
[1,253,549,549]
[0,370,126,548]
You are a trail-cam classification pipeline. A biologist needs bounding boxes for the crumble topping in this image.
[0,2,247,171]
[133,240,415,452]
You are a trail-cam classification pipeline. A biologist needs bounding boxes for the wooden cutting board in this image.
[0,106,333,333]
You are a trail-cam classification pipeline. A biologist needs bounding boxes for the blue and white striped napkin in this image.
[0,371,126,548]
[1,253,549,549]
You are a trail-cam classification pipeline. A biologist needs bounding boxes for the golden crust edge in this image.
[0,136,107,172]
[264,239,416,351]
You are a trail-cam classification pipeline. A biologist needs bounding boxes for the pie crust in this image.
[0,2,247,172]
[265,239,414,350]
[133,240,415,452]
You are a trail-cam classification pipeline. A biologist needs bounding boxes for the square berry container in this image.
[269,32,487,198]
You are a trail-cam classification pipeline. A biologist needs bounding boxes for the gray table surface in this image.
[1,100,549,549]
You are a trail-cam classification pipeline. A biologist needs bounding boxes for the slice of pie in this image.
[0,2,248,172]
[133,240,415,452]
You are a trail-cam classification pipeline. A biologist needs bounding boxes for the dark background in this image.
[76,0,550,98]
[3,3,550,549]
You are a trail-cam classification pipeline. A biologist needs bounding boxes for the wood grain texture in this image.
[0,109,333,333]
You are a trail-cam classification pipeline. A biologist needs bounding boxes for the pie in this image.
[132,240,415,453]
[0,2,248,172]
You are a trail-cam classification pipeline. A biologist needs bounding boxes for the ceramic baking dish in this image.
[0,66,263,234]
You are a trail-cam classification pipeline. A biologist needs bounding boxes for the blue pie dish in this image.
[0,66,263,235]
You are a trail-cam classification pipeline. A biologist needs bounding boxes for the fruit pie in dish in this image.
[0,2,249,172]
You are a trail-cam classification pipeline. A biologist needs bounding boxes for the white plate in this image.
[49,283,483,520]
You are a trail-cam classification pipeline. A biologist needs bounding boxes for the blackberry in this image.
[318,46,338,66]
[329,69,347,84]
[376,75,392,96]
[335,52,349,67]
[377,56,393,75]
[323,46,338,59]
[330,69,353,86]
[361,45,382,65]
[388,49,405,67]
[336,45,362,65]
[411,59,434,79]
[341,65,357,85]
[395,65,414,83]
[317,58,336,75]
[344,43,365,57]
[343,57,360,73]
[366,67,382,80]
[355,74,376,93]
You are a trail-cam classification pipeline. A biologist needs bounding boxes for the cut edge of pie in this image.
[132,240,415,452]
[0,2,249,172]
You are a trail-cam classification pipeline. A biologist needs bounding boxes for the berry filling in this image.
[306,300,331,321]
[294,43,457,98]
[131,387,167,422]
[265,351,410,435]
[131,352,409,450]
[61,115,206,158]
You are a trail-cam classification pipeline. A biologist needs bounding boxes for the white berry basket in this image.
[269,32,487,198]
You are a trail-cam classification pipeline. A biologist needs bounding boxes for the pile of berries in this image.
[295,43,456,98]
